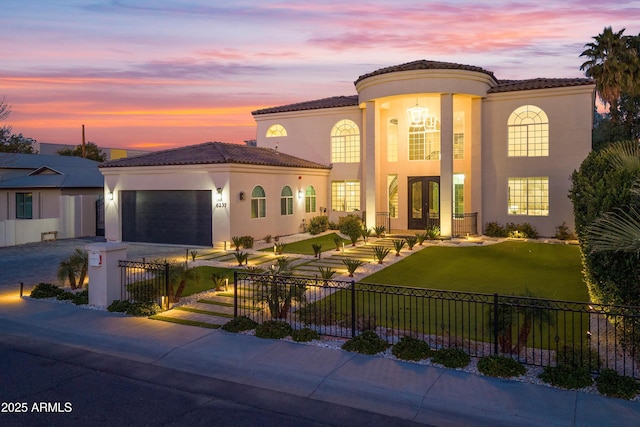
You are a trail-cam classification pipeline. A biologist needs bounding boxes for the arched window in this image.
[266,124,287,137]
[331,119,360,163]
[251,186,266,218]
[280,186,293,215]
[305,186,316,213]
[508,105,549,157]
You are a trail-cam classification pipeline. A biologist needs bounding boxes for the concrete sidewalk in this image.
[1,292,638,426]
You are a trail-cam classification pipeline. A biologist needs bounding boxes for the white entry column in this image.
[440,93,454,237]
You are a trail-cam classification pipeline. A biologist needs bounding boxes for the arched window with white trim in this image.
[266,124,287,138]
[508,105,549,157]
[331,119,360,163]
[251,186,266,218]
[280,186,293,215]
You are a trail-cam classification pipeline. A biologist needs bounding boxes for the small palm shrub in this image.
[292,327,320,342]
[30,283,64,299]
[222,316,258,332]
[432,348,471,368]
[264,234,272,243]
[211,273,227,291]
[596,368,640,400]
[415,232,428,245]
[538,365,593,389]
[241,235,254,249]
[342,258,364,277]
[333,236,342,251]
[406,236,418,250]
[373,225,386,238]
[348,230,360,246]
[274,242,286,255]
[372,245,391,264]
[392,336,434,361]
[342,330,389,355]
[234,251,248,266]
[231,236,243,251]
[318,266,337,280]
[312,243,322,258]
[425,226,440,240]
[360,227,372,243]
[190,250,198,261]
[477,355,526,378]
[392,239,406,256]
[255,320,293,339]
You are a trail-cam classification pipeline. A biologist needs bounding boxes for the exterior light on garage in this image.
[298,189,303,199]
[108,191,114,201]
[216,187,223,201]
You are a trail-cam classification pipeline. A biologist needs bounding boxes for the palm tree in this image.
[167,263,199,303]
[580,27,638,123]
[56,248,88,289]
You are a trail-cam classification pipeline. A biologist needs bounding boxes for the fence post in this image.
[233,270,238,318]
[164,263,170,310]
[493,293,499,355]
[351,280,356,338]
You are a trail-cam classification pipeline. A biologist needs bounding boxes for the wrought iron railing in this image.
[233,271,640,378]
[119,260,170,309]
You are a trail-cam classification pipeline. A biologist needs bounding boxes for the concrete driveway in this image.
[0,237,194,291]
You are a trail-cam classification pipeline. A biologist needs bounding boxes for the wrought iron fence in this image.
[375,212,391,232]
[119,260,170,309]
[453,212,478,236]
[233,271,640,378]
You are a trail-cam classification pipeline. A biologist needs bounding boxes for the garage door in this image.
[121,190,212,246]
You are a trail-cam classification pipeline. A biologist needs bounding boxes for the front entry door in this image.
[408,177,440,230]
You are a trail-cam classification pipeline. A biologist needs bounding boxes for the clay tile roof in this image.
[488,78,594,93]
[98,141,331,170]
[354,59,497,85]
[252,95,359,115]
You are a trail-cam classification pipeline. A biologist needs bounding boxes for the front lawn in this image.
[180,266,236,297]
[362,241,588,302]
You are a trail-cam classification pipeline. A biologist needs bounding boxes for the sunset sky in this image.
[2,1,639,151]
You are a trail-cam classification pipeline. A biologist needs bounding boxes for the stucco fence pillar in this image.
[85,242,128,307]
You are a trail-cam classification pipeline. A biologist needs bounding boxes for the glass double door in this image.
[408,176,440,230]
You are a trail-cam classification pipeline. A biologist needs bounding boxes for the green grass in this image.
[259,232,350,255]
[181,266,236,297]
[362,241,588,302]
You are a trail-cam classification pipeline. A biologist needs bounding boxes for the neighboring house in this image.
[99,142,330,246]
[252,59,595,237]
[37,142,150,161]
[0,153,104,247]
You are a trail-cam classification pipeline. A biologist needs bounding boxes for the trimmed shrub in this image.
[554,222,576,240]
[391,336,434,361]
[432,348,471,368]
[291,327,320,342]
[538,365,593,389]
[125,302,161,317]
[255,320,293,339]
[477,355,526,378]
[338,214,363,238]
[30,283,64,299]
[222,316,258,332]
[107,300,132,313]
[596,368,640,400]
[308,216,329,235]
[240,235,254,249]
[484,222,507,237]
[342,330,389,355]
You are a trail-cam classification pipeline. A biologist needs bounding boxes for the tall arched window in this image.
[508,105,549,157]
[251,186,266,218]
[305,186,316,213]
[331,119,360,163]
[266,124,287,137]
[280,186,293,215]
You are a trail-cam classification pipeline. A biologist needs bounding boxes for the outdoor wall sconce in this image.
[239,191,245,201]
[298,189,304,199]
[216,187,223,202]
[108,191,114,201]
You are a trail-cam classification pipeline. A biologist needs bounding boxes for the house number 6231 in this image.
[215,203,227,208]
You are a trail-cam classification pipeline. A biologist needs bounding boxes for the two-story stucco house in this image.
[101,59,594,247]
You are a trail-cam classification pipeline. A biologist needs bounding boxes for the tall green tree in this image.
[580,27,639,124]
[57,141,106,162]
[0,126,37,153]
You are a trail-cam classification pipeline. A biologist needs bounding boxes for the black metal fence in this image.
[119,260,170,309]
[453,212,478,236]
[233,271,640,378]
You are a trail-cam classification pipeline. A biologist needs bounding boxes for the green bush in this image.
[222,315,258,332]
[554,222,576,240]
[556,345,601,371]
[342,330,389,355]
[484,222,507,237]
[255,320,293,339]
[391,336,434,361]
[30,283,64,299]
[338,214,363,238]
[505,222,538,239]
[56,290,76,301]
[406,236,418,250]
[72,289,88,305]
[291,327,320,342]
[126,302,161,317]
[538,365,593,389]
[596,368,640,400]
[477,355,526,378]
[432,348,471,368]
[107,300,132,313]
[308,216,329,235]
[415,232,428,245]
[425,225,441,240]
[240,235,254,249]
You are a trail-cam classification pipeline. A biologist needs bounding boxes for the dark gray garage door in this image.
[121,190,212,246]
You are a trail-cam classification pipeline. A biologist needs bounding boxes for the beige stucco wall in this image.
[101,164,329,247]
[482,86,594,236]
